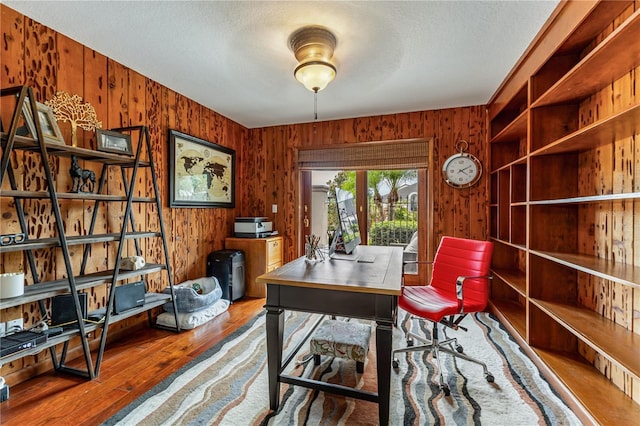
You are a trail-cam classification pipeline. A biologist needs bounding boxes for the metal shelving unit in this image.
[0,85,179,379]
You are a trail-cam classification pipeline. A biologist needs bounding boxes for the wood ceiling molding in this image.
[297,138,430,170]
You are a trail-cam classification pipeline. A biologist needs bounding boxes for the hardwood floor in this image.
[0,297,266,425]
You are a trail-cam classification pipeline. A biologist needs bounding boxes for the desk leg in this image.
[266,307,284,411]
[376,320,393,426]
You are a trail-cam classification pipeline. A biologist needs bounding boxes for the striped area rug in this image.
[105,309,580,425]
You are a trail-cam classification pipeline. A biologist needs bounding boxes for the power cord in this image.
[30,320,48,333]
[28,319,62,336]
[4,323,23,335]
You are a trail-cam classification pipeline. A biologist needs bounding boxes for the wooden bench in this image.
[310,319,372,373]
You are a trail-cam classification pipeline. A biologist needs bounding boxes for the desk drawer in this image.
[266,262,281,273]
[267,239,282,265]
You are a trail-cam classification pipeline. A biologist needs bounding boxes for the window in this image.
[309,169,420,274]
[299,138,433,282]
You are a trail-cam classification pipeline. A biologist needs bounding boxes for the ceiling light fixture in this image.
[289,26,337,120]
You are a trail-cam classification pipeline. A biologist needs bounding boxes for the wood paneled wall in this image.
[0,6,247,382]
[1,4,488,383]
[246,108,489,263]
[1,5,248,282]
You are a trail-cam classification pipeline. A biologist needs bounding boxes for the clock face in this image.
[442,153,482,188]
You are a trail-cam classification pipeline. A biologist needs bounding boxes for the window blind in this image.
[297,138,430,170]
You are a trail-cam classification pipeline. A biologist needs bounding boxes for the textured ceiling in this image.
[5,1,559,129]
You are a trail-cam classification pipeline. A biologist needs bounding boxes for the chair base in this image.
[392,319,494,396]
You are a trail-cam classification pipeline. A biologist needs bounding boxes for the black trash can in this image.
[206,250,245,302]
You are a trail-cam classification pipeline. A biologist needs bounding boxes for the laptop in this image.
[51,293,88,330]
[328,231,353,260]
[328,233,375,263]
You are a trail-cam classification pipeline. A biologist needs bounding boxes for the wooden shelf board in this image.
[1,132,149,166]
[513,157,527,166]
[531,299,640,380]
[533,10,640,107]
[0,263,167,310]
[489,82,528,122]
[530,191,640,205]
[553,1,633,55]
[490,238,526,252]
[491,267,526,296]
[0,294,170,366]
[530,250,640,288]
[107,293,171,324]
[0,323,99,367]
[530,103,640,156]
[533,348,640,425]
[488,299,526,339]
[490,156,528,174]
[490,110,527,144]
[0,231,161,253]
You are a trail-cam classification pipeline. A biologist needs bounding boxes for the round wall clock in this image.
[442,140,482,188]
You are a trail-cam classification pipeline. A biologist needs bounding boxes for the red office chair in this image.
[392,236,494,396]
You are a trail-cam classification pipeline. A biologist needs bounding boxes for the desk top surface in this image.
[256,245,403,296]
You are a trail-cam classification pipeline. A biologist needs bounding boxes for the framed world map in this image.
[168,129,235,208]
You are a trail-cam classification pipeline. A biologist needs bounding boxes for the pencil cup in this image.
[304,243,323,263]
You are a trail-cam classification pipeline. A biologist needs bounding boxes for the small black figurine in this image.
[69,155,96,193]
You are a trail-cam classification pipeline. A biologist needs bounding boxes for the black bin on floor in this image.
[206,250,245,302]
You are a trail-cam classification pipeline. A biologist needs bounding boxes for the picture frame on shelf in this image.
[168,129,235,208]
[95,129,133,156]
[21,98,65,145]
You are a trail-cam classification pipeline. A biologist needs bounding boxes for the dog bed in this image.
[156,298,230,330]
[162,276,222,313]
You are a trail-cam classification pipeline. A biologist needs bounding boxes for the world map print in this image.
[173,137,233,204]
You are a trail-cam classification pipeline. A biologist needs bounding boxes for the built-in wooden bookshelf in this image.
[488,1,640,424]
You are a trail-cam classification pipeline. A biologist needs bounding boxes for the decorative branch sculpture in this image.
[45,92,102,147]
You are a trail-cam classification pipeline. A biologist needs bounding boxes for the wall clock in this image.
[442,140,482,188]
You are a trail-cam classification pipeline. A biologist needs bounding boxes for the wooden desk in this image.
[257,245,403,425]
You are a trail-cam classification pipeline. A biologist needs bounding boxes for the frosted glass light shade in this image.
[290,26,337,92]
[294,61,337,92]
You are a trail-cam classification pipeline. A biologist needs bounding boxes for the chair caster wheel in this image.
[441,384,450,396]
[392,358,399,368]
[485,373,494,383]
[456,344,464,353]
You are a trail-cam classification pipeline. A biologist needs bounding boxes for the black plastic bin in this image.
[206,250,246,302]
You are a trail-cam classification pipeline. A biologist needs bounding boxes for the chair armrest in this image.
[456,275,493,301]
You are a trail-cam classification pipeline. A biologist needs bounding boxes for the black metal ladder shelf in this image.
[0,86,179,379]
